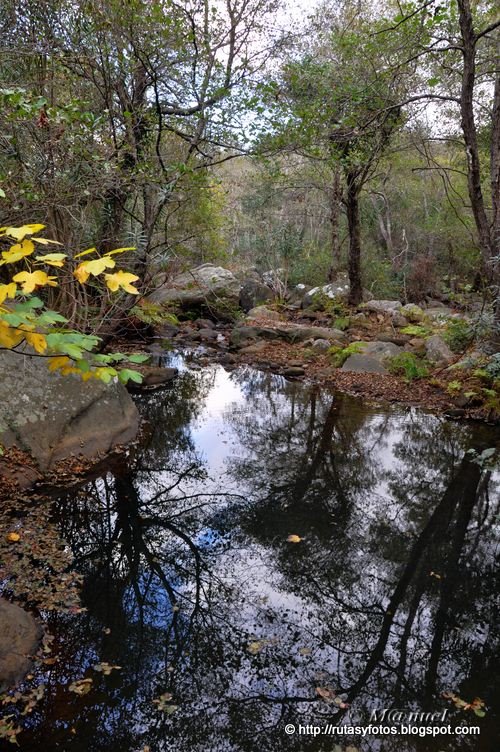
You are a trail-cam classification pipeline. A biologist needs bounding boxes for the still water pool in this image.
[13,360,500,750]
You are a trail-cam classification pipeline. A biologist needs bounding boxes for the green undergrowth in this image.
[386,352,429,381]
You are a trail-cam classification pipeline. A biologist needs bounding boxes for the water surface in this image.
[14,361,500,750]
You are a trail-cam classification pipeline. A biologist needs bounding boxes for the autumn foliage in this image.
[0,223,147,383]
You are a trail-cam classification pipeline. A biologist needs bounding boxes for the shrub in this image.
[400,324,431,338]
[484,354,500,381]
[334,316,350,331]
[443,318,473,352]
[386,352,429,381]
[131,302,178,326]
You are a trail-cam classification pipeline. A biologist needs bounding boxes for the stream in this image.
[11,356,500,751]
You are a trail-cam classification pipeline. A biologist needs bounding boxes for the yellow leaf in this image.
[286,534,302,543]
[85,257,116,275]
[25,331,47,353]
[13,270,58,293]
[0,282,16,304]
[32,237,62,245]
[74,264,90,284]
[104,270,140,294]
[2,239,35,263]
[48,356,71,371]
[35,253,67,267]
[103,246,136,256]
[3,224,45,240]
[0,322,23,348]
[74,246,97,259]
[6,532,21,543]
[74,256,115,283]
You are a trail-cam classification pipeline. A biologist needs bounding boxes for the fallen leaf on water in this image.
[247,640,264,655]
[5,532,20,543]
[316,686,336,702]
[68,678,93,695]
[287,534,302,543]
[299,647,312,656]
[92,662,122,675]
[429,571,442,579]
[333,696,350,709]
[153,693,176,712]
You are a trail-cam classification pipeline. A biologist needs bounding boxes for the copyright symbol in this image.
[285,724,295,735]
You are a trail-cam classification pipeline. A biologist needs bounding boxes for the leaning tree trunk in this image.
[346,171,363,306]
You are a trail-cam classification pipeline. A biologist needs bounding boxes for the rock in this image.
[363,299,402,315]
[246,305,282,321]
[362,341,402,358]
[303,274,351,307]
[218,353,237,365]
[137,366,178,388]
[311,339,331,352]
[341,354,389,374]
[392,313,410,328]
[198,328,218,342]
[426,307,456,320]
[341,340,402,374]
[425,299,447,308]
[291,283,310,301]
[0,599,42,692]
[194,318,215,329]
[283,366,305,377]
[230,323,347,348]
[425,335,454,364]
[152,323,180,339]
[408,337,426,354]
[401,303,425,322]
[239,279,274,312]
[378,333,410,346]
[149,264,241,316]
[0,352,139,474]
[239,341,268,354]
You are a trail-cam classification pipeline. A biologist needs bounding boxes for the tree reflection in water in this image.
[19,364,500,751]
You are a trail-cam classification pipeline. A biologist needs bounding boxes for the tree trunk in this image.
[457,0,494,272]
[327,167,342,281]
[346,171,363,305]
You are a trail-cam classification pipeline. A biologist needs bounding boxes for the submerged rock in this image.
[0,599,42,692]
[0,351,139,475]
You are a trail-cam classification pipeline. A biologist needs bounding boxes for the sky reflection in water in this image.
[19,362,500,751]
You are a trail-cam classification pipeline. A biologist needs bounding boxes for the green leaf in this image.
[118,368,143,384]
[126,353,150,363]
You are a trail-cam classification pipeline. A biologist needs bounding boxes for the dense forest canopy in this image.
[0,0,498,327]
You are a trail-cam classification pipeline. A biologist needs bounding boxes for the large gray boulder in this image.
[239,278,274,312]
[0,599,42,691]
[230,323,347,348]
[425,335,454,364]
[363,300,402,315]
[0,352,139,474]
[341,341,402,374]
[150,264,241,311]
[303,274,351,307]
